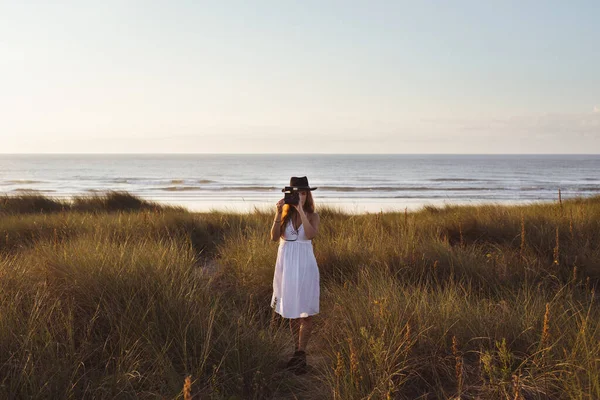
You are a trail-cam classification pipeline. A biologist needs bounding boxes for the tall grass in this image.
[1,193,599,398]
[0,191,184,215]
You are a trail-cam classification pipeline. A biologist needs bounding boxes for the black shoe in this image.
[286,350,305,371]
[293,351,307,375]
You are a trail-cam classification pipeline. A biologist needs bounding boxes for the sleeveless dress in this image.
[271,219,320,319]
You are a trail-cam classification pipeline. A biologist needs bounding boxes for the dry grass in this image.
[1,193,599,399]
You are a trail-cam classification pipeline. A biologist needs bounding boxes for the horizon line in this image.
[2,152,600,156]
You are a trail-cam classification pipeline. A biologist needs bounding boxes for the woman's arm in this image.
[270,199,284,241]
[298,208,319,240]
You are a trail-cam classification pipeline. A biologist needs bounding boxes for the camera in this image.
[282,186,299,205]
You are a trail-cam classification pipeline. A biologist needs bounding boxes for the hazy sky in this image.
[1,1,599,153]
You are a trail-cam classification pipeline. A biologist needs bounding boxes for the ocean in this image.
[1,154,599,213]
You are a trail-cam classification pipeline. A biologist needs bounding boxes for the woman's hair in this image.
[280,190,315,235]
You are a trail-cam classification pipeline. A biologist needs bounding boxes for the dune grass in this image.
[1,193,599,399]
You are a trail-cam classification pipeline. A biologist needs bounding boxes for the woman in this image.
[270,176,320,375]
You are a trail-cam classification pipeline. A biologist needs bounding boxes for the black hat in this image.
[283,176,317,191]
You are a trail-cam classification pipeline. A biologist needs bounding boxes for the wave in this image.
[154,185,549,193]
[161,186,203,192]
[429,178,485,182]
[318,186,497,192]
[170,179,216,184]
[109,178,217,184]
[224,186,278,191]
[159,186,277,192]
[11,188,55,193]
[319,186,404,192]
[321,186,599,193]
[1,180,45,185]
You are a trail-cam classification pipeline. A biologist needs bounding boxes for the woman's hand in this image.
[276,198,285,214]
[293,191,307,213]
[271,199,285,241]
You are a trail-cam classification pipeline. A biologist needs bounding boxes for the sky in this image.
[1,1,599,154]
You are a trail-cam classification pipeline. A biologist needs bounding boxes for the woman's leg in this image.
[290,319,300,351]
[286,317,312,374]
[298,316,313,352]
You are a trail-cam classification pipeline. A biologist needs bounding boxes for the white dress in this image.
[271,219,320,319]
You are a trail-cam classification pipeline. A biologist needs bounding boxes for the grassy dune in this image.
[1,192,599,399]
